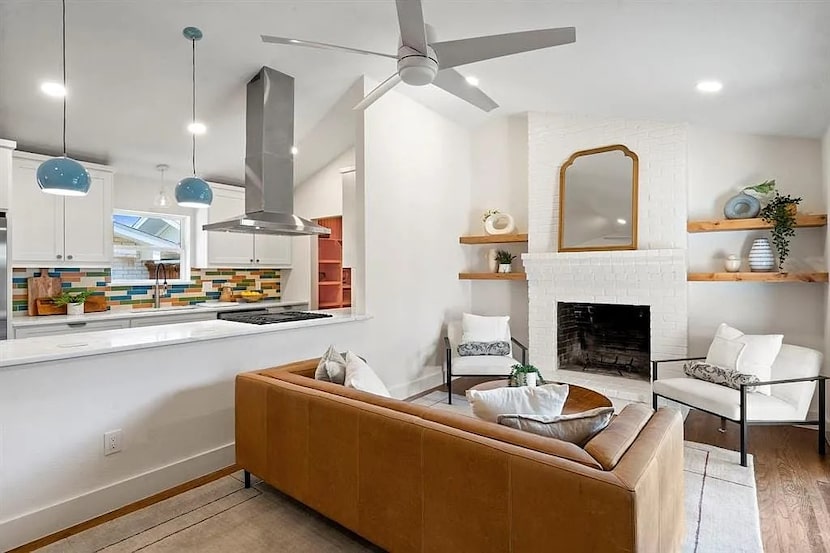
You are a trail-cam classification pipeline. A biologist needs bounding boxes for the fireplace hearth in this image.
[557,302,650,381]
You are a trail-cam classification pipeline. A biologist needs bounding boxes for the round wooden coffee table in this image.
[467,380,612,415]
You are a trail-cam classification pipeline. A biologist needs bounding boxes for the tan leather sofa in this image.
[236,359,685,553]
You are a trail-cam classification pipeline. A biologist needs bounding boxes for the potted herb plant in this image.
[495,249,516,273]
[53,290,92,315]
[509,363,545,387]
[759,191,802,272]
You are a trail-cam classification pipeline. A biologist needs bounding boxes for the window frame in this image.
[111,208,192,285]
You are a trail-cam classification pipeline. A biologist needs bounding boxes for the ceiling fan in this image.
[261,0,575,112]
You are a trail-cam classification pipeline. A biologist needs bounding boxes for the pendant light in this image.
[153,164,171,208]
[36,0,90,196]
[175,26,213,209]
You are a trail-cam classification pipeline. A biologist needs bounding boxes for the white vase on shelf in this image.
[498,264,512,273]
[748,238,775,272]
[724,255,741,272]
[484,213,516,235]
[486,249,498,272]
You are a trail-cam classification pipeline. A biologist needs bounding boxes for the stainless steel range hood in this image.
[203,67,330,236]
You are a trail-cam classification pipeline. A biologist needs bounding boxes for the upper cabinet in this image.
[195,182,291,268]
[12,152,113,266]
[0,139,16,211]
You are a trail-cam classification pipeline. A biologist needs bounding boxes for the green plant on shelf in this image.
[759,191,802,270]
[495,250,516,264]
[52,290,93,307]
[481,209,500,223]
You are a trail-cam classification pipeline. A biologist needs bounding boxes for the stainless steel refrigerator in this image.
[0,213,6,340]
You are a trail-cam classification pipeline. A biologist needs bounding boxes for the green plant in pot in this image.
[509,363,545,387]
[52,290,92,315]
[759,191,802,272]
[495,249,517,273]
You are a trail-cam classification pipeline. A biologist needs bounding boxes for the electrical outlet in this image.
[202,281,212,293]
[104,429,123,456]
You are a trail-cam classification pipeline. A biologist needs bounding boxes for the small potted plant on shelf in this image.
[509,363,545,387]
[495,250,516,273]
[52,290,93,316]
[759,191,802,272]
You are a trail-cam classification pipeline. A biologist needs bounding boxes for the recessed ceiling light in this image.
[290,146,298,155]
[616,218,627,225]
[465,75,480,87]
[40,81,66,97]
[696,80,723,93]
[187,121,207,135]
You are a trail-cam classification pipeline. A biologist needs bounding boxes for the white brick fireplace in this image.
[524,113,689,403]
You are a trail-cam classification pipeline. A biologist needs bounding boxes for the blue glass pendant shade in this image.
[175,176,213,208]
[36,156,91,196]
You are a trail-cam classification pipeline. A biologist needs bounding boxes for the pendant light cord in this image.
[62,0,67,156]
[191,37,196,176]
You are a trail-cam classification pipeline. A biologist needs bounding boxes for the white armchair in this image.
[652,344,826,466]
[444,320,527,405]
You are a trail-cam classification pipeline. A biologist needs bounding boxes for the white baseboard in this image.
[0,443,235,552]
[388,366,444,399]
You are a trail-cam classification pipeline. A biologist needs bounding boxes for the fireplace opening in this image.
[557,302,650,381]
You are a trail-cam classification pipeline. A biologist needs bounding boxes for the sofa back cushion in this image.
[584,403,653,470]
[770,344,823,418]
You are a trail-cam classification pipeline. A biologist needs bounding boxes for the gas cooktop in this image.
[221,311,333,325]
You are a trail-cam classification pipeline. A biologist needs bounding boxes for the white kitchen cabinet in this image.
[196,182,291,268]
[129,311,216,328]
[12,152,113,266]
[14,319,129,339]
[0,138,15,211]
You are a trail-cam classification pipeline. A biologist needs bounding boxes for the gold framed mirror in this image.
[558,144,639,252]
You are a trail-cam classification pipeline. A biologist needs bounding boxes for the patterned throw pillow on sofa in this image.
[497,406,615,446]
[457,341,511,357]
[684,361,761,391]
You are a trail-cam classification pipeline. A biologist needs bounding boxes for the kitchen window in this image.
[111,210,191,283]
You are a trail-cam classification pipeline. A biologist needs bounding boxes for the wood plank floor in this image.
[439,379,830,553]
[684,411,830,553]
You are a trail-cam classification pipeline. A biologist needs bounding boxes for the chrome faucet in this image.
[153,263,168,309]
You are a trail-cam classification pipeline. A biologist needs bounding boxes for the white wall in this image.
[283,148,355,304]
[687,128,826,353]
[824,125,830,431]
[359,85,472,391]
[468,116,529,345]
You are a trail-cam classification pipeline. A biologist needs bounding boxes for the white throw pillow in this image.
[461,313,511,344]
[315,345,347,384]
[343,351,391,397]
[466,383,569,423]
[705,337,746,372]
[705,323,783,395]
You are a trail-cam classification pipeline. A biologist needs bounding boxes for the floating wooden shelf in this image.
[687,214,827,233]
[318,259,342,264]
[459,233,528,244]
[458,272,527,281]
[318,281,340,286]
[688,272,829,282]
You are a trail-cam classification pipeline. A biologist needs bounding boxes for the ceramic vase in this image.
[724,255,741,272]
[748,238,776,272]
[487,249,498,272]
[498,263,512,273]
[484,213,516,235]
[525,372,538,387]
[723,193,761,219]
[67,303,84,315]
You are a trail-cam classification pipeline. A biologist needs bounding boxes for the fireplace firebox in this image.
[557,302,650,380]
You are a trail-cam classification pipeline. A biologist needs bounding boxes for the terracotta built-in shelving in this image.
[315,216,352,308]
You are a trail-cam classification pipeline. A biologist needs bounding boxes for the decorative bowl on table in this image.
[239,291,264,303]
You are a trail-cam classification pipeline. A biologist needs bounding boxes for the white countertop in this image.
[10,299,310,327]
[0,311,370,368]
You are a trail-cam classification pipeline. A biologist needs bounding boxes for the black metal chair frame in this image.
[444,336,528,405]
[651,357,827,467]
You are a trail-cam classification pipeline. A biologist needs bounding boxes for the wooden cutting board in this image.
[28,270,62,316]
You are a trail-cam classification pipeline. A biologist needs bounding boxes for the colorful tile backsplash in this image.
[11,267,281,312]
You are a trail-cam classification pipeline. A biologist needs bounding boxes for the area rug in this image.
[40,393,763,553]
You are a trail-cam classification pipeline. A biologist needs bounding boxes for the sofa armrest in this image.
[743,374,828,387]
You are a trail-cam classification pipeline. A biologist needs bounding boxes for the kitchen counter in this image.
[10,299,310,327]
[0,310,369,368]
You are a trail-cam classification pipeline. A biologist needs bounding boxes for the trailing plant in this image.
[495,249,516,265]
[481,209,500,223]
[52,290,93,307]
[509,363,545,387]
[742,179,776,197]
[759,191,802,270]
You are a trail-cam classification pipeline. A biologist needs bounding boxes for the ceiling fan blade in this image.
[395,0,428,54]
[261,35,396,59]
[353,73,403,111]
[432,27,576,69]
[432,68,498,112]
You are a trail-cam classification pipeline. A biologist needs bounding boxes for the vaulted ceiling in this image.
[1,1,828,185]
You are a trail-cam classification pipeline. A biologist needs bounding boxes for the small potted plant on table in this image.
[759,191,802,272]
[53,290,92,315]
[495,250,517,273]
[509,363,545,387]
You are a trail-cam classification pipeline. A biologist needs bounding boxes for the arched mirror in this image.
[558,144,639,252]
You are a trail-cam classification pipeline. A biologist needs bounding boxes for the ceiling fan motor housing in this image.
[397,45,438,86]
